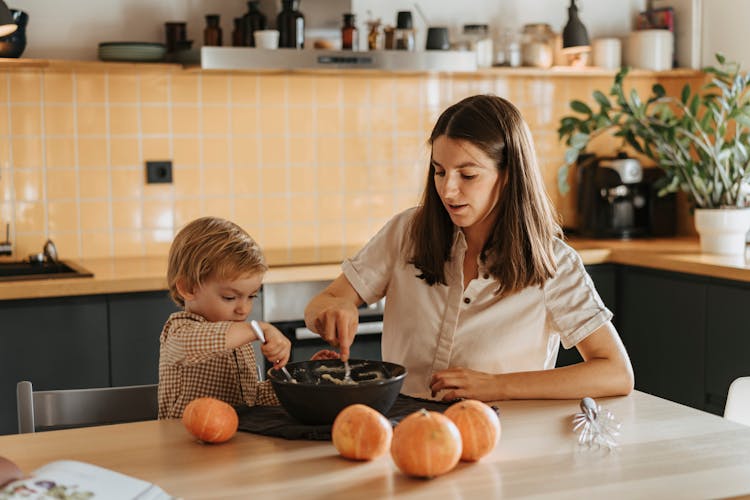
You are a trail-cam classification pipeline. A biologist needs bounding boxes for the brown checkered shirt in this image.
[158,311,279,419]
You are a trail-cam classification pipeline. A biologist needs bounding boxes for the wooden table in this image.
[2,391,750,499]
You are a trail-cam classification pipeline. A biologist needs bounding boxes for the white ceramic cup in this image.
[254,29,280,49]
[625,29,673,71]
[592,38,622,69]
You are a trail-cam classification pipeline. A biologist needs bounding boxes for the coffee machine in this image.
[577,153,673,239]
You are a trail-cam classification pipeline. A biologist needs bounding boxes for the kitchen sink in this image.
[0,260,94,282]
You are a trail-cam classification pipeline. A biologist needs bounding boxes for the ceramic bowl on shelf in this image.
[98,42,166,62]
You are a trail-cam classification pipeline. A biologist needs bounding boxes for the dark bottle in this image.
[204,14,222,47]
[232,17,244,47]
[277,0,304,49]
[341,13,358,50]
[243,0,267,47]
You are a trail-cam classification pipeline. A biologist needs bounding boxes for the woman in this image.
[304,95,634,402]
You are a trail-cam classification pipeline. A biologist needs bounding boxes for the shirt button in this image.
[483,273,489,279]
[463,297,471,304]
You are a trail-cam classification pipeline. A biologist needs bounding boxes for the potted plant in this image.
[557,54,750,255]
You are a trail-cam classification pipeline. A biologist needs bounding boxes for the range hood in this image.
[201,47,477,72]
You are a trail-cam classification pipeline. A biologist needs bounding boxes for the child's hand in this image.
[259,322,291,369]
[310,349,340,361]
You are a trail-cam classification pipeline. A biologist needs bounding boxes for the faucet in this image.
[0,223,11,256]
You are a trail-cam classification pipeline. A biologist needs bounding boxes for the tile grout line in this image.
[227,75,234,221]
[167,72,175,236]
[39,72,49,240]
[104,74,116,257]
[72,72,83,259]
[4,73,16,252]
[284,75,291,262]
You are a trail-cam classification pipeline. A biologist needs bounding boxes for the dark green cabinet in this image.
[108,291,179,386]
[0,295,109,435]
[618,267,706,410]
[705,280,750,415]
[554,264,750,418]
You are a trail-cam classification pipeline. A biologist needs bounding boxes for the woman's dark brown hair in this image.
[408,94,561,296]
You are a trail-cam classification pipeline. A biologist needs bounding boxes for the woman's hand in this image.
[259,322,291,369]
[304,274,364,362]
[430,368,500,402]
[311,302,359,360]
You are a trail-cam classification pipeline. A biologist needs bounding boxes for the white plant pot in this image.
[694,208,750,255]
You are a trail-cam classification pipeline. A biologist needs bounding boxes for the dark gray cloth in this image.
[236,394,452,441]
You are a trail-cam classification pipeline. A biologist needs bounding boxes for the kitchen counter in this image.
[1,391,750,499]
[1,237,748,301]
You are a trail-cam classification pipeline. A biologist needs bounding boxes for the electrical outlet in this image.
[146,160,173,184]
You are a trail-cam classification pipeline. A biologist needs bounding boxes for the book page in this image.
[0,460,174,500]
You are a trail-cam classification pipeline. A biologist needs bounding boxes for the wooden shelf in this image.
[0,57,705,78]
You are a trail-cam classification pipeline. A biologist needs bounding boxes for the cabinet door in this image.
[705,281,750,415]
[556,264,618,367]
[108,291,179,386]
[0,296,109,435]
[619,267,706,409]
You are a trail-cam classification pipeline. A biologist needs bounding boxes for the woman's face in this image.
[431,135,503,236]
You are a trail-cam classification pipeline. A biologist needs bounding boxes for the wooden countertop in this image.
[1,391,750,499]
[1,237,749,301]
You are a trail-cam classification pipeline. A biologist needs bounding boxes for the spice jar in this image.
[462,24,493,68]
[232,18,244,47]
[204,14,222,47]
[341,13,358,50]
[521,23,554,68]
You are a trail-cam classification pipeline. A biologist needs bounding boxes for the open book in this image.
[0,458,174,500]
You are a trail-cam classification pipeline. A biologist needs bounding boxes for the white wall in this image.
[701,0,750,68]
[8,0,645,61]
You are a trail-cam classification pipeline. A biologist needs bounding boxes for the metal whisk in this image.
[572,397,621,450]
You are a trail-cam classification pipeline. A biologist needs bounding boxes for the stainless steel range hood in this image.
[201,47,477,72]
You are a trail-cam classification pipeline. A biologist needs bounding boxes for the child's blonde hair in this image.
[167,216,267,307]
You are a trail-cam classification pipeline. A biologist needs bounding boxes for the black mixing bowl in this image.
[267,359,407,425]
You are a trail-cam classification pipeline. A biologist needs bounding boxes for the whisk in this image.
[572,397,621,450]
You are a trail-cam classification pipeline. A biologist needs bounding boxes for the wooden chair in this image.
[724,377,750,427]
[16,381,158,434]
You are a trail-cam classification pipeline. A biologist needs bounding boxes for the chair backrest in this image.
[17,381,158,434]
[724,377,750,426]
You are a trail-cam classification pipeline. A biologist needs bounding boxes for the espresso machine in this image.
[577,153,659,239]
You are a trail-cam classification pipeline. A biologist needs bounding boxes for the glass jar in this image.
[462,24,493,68]
[521,23,554,68]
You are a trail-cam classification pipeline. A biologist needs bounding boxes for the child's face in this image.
[183,272,264,322]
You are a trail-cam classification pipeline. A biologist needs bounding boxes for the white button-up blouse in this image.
[342,208,612,399]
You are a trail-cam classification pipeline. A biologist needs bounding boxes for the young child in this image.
[158,216,291,419]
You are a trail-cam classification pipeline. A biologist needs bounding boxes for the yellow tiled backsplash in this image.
[0,66,703,263]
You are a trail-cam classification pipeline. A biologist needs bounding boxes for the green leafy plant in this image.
[557,54,750,209]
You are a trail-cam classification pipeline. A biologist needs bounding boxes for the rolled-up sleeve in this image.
[162,319,232,365]
[342,209,413,305]
[543,242,613,349]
